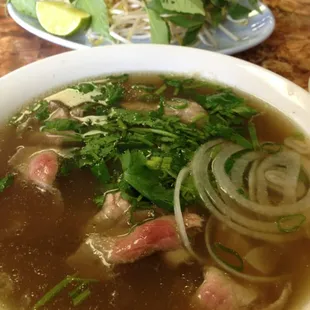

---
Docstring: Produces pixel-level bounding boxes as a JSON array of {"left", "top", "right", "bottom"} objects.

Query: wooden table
[{"left": 0, "top": 0, "right": 309, "bottom": 90}]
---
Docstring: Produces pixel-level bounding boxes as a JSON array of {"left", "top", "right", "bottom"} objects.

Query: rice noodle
[{"left": 205, "top": 216, "right": 289, "bottom": 282}]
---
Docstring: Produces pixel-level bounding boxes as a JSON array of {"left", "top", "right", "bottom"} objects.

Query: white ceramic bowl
[{"left": 1, "top": 45, "right": 309, "bottom": 131}]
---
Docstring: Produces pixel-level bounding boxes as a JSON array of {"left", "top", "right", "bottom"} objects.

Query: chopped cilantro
[
  {"left": 92, "top": 83, "right": 124, "bottom": 105},
  {"left": 0, "top": 174, "right": 14, "bottom": 193},
  {"left": 35, "top": 100, "right": 50, "bottom": 121},
  {"left": 72, "top": 83, "right": 95, "bottom": 94},
  {"left": 43, "top": 119, "right": 82, "bottom": 132}
]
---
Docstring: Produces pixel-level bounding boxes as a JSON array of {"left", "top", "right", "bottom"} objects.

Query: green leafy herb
[
  {"left": 92, "top": 83, "right": 124, "bottom": 105},
  {"left": 10, "top": 0, "right": 37, "bottom": 18},
  {"left": 161, "top": 0, "right": 205, "bottom": 16},
  {"left": 145, "top": 6, "right": 170, "bottom": 44},
  {"left": 228, "top": 3, "right": 251, "bottom": 19},
  {"left": 248, "top": 121, "right": 260, "bottom": 150},
  {"left": 196, "top": 90, "right": 257, "bottom": 122},
  {"left": 35, "top": 101, "right": 50, "bottom": 121},
  {"left": 166, "top": 13, "right": 205, "bottom": 29},
  {"left": 94, "top": 194, "right": 105, "bottom": 207},
  {"left": 75, "top": 0, "right": 112, "bottom": 42},
  {"left": 43, "top": 119, "right": 81, "bottom": 132},
  {"left": 58, "top": 158, "right": 78, "bottom": 176},
  {"left": 72, "top": 83, "right": 95, "bottom": 94},
  {"left": 120, "top": 151, "right": 174, "bottom": 211},
  {"left": 209, "top": 7, "right": 225, "bottom": 26},
  {"left": 90, "top": 161, "right": 110, "bottom": 184},
  {"left": 212, "top": 242, "right": 244, "bottom": 271},
  {"left": 0, "top": 174, "right": 14, "bottom": 193},
  {"left": 277, "top": 214, "right": 306, "bottom": 233},
  {"left": 182, "top": 25, "right": 202, "bottom": 45}
]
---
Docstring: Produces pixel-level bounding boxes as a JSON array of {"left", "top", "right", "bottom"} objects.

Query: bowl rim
[{"left": 1, "top": 44, "right": 309, "bottom": 133}]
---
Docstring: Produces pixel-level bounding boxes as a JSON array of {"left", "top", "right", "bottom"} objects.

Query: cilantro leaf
[
  {"left": 58, "top": 158, "right": 78, "bottom": 177},
  {"left": 80, "top": 135, "right": 119, "bottom": 164},
  {"left": 0, "top": 174, "right": 14, "bottom": 193},
  {"left": 92, "top": 83, "right": 125, "bottom": 105},
  {"left": 91, "top": 161, "right": 110, "bottom": 184},
  {"left": 195, "top": 90, "right": 257, "bottom": 125},
  {"left": 72, "top": 83, "right": 95, "bottom": 94},
  {"left": 43, "top": 119, "right": 82, "bottom": 132},
  {"left": 35, "top": 101, "right": 50, "bottom": 121},
  {"left": 120, "top": 151, "right": 174, "bottom": 211}
]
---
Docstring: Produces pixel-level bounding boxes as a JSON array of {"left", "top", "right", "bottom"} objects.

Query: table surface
[{"left": 0, "top": 0, "right": 309, "bottom": 90}]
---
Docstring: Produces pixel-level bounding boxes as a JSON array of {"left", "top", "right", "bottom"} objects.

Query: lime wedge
[{"left": 36, "top": 1, "right": 91, "bottom": 36}]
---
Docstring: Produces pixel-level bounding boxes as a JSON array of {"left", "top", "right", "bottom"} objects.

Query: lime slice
[{"left": 36, "top": 1, "right": 91, "bottom": 37}]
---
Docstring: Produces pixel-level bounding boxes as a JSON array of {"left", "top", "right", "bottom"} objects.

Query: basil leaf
[
  {"left": 75, "top": 0, "right": 112, "bottom": 41},
  {"left": 145, "top": 7, "right": 170, "bottom": 44},
  {"left": 160, "top": 0, "right": 205, "bottom": 16}
]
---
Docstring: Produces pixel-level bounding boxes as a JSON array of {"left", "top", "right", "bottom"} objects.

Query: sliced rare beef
[
  {"left": 194, "top": 267, "right": 258, "bottom": 310},
  {"left": 67, "top": 213, "right": 203, "bottom": 279},
  {"left": 121, "top": 99, "right": 207, "bottom": 124}
]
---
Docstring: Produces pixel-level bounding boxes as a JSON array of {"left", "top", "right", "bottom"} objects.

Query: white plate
[{"left": 7, "top": 2, "right": 275, "bottom": 54}]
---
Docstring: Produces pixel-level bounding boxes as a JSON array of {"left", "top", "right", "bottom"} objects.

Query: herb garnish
[
  {"left": 0, "top": 174, "right": 14, "bottom": 193},
  {"left": 20, "top": 75, "right": 259, "bottom": 212}
]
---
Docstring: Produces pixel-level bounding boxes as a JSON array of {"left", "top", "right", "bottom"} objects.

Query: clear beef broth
[{"left": 0, "top": 74, "right": 308, "bottom": 310}]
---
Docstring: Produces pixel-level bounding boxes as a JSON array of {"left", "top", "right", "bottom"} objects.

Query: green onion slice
[
  {"left": 248, "top": 121, "right": 260, "bottom": 150},
  {"left": 154, "top": 84, "right": 167, "bottom": 95},
  {"left": 72, "top": 289, "right": 91, "bottom": 306},
  {"left": 261, "top": 142, "right": 282, "bottom": 154},
  {"left": 168, "top": 98, "right": 189, "bottom": 110},
  {"left": 277, "top": 214, "right": 306, "bottom": 233},
  {"left": 212, "top": 242, "right": 244, "bottom": 272},
  {"left": 33, "top": 275, "right": 76, "bottom": 309}
]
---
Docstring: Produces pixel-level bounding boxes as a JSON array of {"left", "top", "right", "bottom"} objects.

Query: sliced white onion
[
  {"left": 212, "top": 144, "right": 310, "bottom": 216},
  {"left": 192, "top": 141, "right": 310, "bottom": 242},
  {"left": 230, "top": 151, "right": 263, "bottom": 189},
  {"left": 255, "top": 151, "right": 300, "bottom": 205},
  {"left": 284, "top": 137, "right": 310, "bottom": 155},
  {"left": 174, "top": 167, "right": 205, "bottom": 263},
  {"left": 249, "top": 159, "right": 260, "bottom": 201}
]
